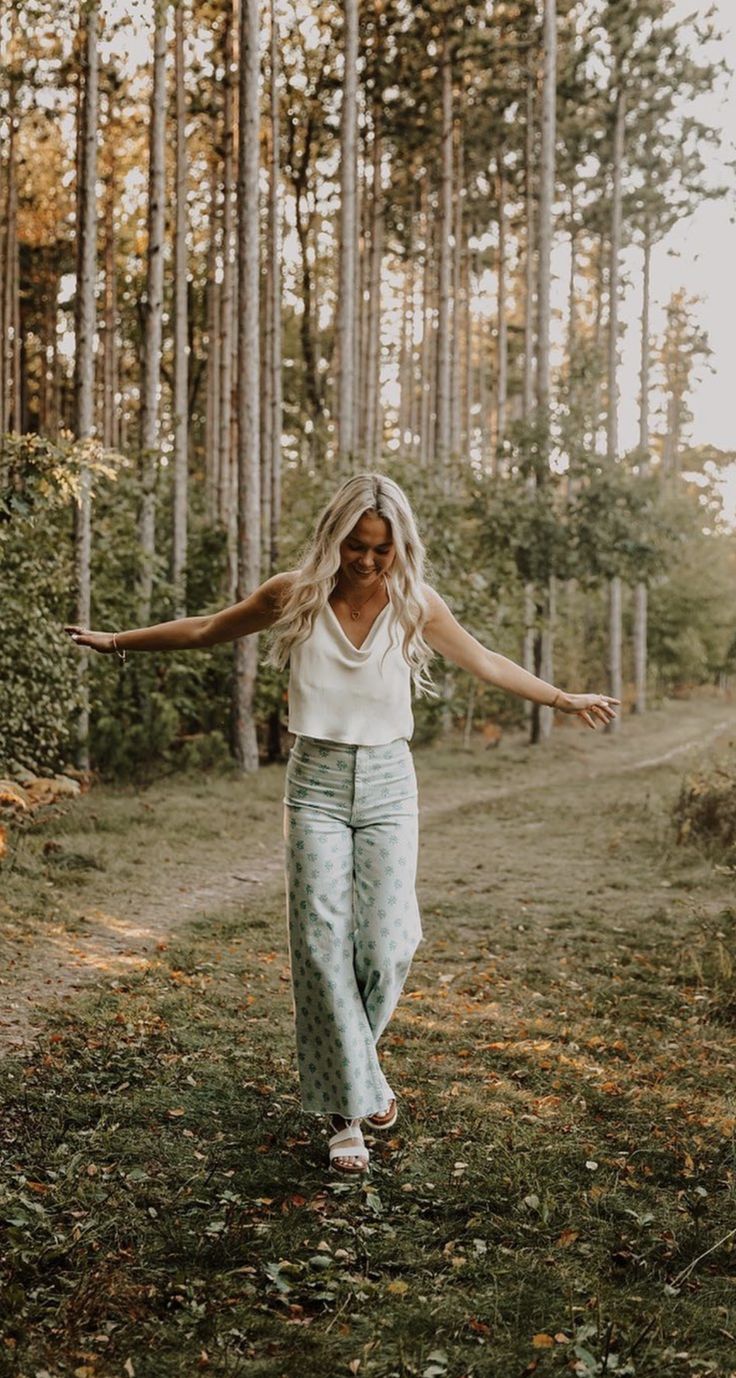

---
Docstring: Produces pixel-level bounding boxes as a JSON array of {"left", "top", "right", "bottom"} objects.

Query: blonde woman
[{"left": 65, "top": 472, "right": 618, "bottom": 1175}]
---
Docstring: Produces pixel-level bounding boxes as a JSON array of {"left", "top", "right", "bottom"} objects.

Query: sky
[{"left": 614, "top": 0, "right": 736, "bottom": 520}]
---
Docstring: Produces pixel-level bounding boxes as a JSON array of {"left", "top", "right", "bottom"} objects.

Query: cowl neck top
[{"left": 287, "top": 579, "right": 414, "bottom": 745}]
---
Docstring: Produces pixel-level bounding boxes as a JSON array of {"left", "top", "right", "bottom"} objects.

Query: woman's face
[{"left": 338, "top": 510, "right": 396, "bottom": 590}]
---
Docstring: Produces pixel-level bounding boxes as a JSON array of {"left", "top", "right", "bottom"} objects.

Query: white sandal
[
  {"left": 365, "top": 1091, "right": 397, "bottom": 1130},
  {"left": 328, "top": 1117, "right": 370, "bottom": 1174}
]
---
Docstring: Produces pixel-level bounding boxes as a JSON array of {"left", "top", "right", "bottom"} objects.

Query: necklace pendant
[{"left": 350, "top": 608, "right": 361, "bottom": 621}]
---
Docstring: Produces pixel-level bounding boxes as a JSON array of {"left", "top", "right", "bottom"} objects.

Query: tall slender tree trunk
[
  {"left": 1, "top": 102, "right": 18, "bottom": 437},
  {"left": 337, "top": 0, "right": 358, "bottom": 468},
  {"left": 397, "top": 225, "right": 414, "bottom": 456},
  {"left": 232, "top": 0, "right": 261, "bottom": 773},
  {"left": 409, "top": 217, "right": 422, "bottom": 458},
  {"left": 352, "top": 143, "right": 364, "bottom": 460},
  {"left": 364, "top": 107, "right": 383, "bottom": 467},
  {"left": 102, "top": 161, "right": 118, "bottom": 449},
  {"left": 450, "top": 121, "right": 464, "bottom": 460},
  {"left": 495, "top": 151, "right": 508, "bottom": 458},
  {"left": 419, "top": 192, "right": 433, "bottom": 469},
  {"left": 634, "top": 225, "right": 652, "bottom": 714},
  {"left": 436, "top": 29, "right": 453, "bottom": 478},
  {"left": 607, "top": 85, "right": 626, "bottom": 733},
  {"left": 475, "top": 246, "right": 489, "bottom": 465},
  {"left": 522, "top": 62, "right": 536, "bottom": 703},
  {"left": 522, "top": 64, "right": 535, "bottom": 423},
  {"left": 590, "top": 237, "right": 605, "bottom": 449},
  {"left": 532, "top": 0, "right": 555, "bottom": 745},
  {"left": 172, "top": 0, "right": 189, "bottom": 617},
  {"left": 204, "top": 164, "right": 220, "bottom": 522},
  {"left": 72, "top": 0, "right": 99, "bottom": 771},
  {"left": 218, "top": 0, "right": 235, "bottom": 528},
  {"left": 426, "top": 234, "right": 439, "bottom": 465},
  {"left": 137, "top": 0, "right": 167, "bottom": 624},
  {"left": 463, "top": 234, "right": 473, "bottom": 455},
  {"left": 268, "top": 0, "right": 282, "bottom": 572}
]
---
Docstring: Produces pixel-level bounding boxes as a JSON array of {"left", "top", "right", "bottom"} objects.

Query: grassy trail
[{"left": 1, "top": 695, "right": 735, "bottom": 1378}]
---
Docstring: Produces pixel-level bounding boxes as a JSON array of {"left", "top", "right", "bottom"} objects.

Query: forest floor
[{"left": 1, "top": 692, "right": 735, "bottom": 1378}]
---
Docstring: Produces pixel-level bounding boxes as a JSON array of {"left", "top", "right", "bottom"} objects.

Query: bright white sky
[{"left": 613, "top": 0, "right": 736, "bottom": 522}]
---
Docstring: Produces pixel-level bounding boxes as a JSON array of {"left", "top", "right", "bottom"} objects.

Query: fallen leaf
[
  {"left": 387, "top": 1279, "right": 409, "bottom": 1296},
  {"left": 532, "top": 1333, "right": 554, "bottom": 1348}
]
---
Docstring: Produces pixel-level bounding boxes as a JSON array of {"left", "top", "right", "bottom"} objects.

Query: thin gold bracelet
[{"left": 112, "top": 633, "right": 127, "bottom": 664}]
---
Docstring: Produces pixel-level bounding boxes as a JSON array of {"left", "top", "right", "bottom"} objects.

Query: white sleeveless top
[{"left": 287, "top": 582, "right": 414, "bottom": 745}]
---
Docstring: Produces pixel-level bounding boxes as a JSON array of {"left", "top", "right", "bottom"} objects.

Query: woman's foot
[
  {"left": 328, "top": 1115, "right": 369, "bottom": 1173},
  {"left": 365, "top": 1096, "right": 397, "bottom": 1129}
]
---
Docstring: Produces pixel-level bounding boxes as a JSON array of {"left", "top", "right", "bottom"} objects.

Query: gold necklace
[{"left": 335, "top": 574, "right": 386, "bottom": 621}]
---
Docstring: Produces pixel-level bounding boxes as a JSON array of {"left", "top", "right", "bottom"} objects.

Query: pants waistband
[{"left": 292, "top": 735, "right": 410, "bottom": 754}]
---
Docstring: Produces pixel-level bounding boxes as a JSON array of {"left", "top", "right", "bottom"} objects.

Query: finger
[{"left": 579, "top": 710, "right": 596, "bottom": 729}]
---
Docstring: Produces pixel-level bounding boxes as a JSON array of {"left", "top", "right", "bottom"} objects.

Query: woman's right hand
[{"left": 64, "top": 626, "right": 116, "bottom": 655}]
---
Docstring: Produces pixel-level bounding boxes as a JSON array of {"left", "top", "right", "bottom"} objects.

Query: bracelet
[{"left": 112, "top": 632, "right": 127, "bottom": 664}]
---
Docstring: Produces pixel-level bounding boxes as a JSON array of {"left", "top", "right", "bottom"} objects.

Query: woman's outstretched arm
[
  {"left": 64, "top": 570, "right": 299, "bottom": 656},
  {"left": 421, "top": 584, "right": 619, "bottom": 730}
]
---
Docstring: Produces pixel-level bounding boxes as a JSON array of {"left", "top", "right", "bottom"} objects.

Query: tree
[
  {"left": 337, "top": 0, "right": 358, "bottom": 468},
  {"left": 172, "top": 0, "right": 189, "bottom": 619},
  {"left": 137, "top": 0, "right": 167, "bottom": 623},
  {"left": 71, "top": 0, "right": 99, "bottom": 771},
  {"left": 232, "top": 0, "right": 261, "bottom": 773}
]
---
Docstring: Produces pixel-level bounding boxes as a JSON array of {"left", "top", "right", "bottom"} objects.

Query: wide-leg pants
[{"left": 282, "top": 734, "right": 423, "bottom": 1118}]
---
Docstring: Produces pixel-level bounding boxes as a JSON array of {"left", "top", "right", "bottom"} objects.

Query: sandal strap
[{"left": 328, "top": 1119, "right": 369, "bottom": 1162}]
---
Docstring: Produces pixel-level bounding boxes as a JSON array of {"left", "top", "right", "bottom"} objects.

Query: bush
[{"left": 675, "top": 750, "right": 736, "bottom": 865}]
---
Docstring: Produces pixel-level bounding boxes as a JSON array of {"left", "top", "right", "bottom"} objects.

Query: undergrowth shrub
[{"left": 674, "top": 747, "right": 736, "bottom": 865}]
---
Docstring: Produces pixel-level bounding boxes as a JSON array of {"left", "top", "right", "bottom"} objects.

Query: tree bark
[
  {"left": 364, "top": 107, "right": 383, "bottom": 467},
  {"left": 495, "top": 150, "right": 508, "bottom": 457},
  {"left": 204, "top": 168, "right": 220, "bottom": 522},
  {"left": 397, "top": 233, "right": 414, "bottom": 456},
  {"left": 419, "top": 190, "right": 433, "bottom": 469},
  {"left": 137, "top": 0, "right": 167, "bottom": 623},
  {"left": 450, "top": 120, "right": 463, "bottom": 460},
  {"left": 102, "top": 160, "right": 118, "bottom": 450},
  {"left": 436, "top": 28, "right": 453, "bottom": 476},
  {"left": 172, "top": 0, "right": 189, "bottom": 617},
  {"left": 532, "top": 0, "right": 555, "bottom": 744},
  {"left": 337, "top": 0, "right": 358, "bottom": 468},
  {"left": 633, "top": 225, "right": 652, "bottom": 714},
  {"left": 268, "top": 0, "right": 282, "bottom": 572},
  {"left": 522, "top": 62, "right": 535, "bottom": 424},
  {"left": 606, "top": 84, "right": 626, "bottom": 733},
  {"left": 233, "top": 0, "right": 261, "bottom": 773},
  {"left": 522, "top": 61, "right": 536, "bottom": 707},
  {"left": 72, "top": 0, "right": 99, "bottom": 771},
  {"left": 1, "top": 100, "right": 18, "bottom": 437},
  {"left": 218, "top": 0, "right": 236, "bottom": 527}
]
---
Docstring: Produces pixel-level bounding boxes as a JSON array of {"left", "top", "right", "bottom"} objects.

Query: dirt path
[{"left": 0, "top": 696, "right": 731, "bottom": 1056}]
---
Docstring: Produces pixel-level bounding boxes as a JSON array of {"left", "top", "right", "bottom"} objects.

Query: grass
[{"left": 1, "top": 695, "right": 735, "bottom": 1378}]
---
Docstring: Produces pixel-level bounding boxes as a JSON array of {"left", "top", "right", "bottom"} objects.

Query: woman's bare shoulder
[{"left": 418, "top": 581, "right": 448, "bottom": 621}]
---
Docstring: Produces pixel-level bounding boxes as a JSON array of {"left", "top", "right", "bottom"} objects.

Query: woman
[{"left": 65, "top": 472, "right": 618, "bottom": 1175}]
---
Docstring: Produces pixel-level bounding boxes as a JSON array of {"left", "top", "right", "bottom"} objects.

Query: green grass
[{"left": 1, "top": 696, "right": 735, "bottom": 1378}]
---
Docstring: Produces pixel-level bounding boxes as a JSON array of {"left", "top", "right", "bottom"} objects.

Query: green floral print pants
[{"left": 282, "top": 734, "right": 424, "bottom": 1118}]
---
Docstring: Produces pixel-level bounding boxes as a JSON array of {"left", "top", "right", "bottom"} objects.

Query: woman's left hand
[{"left": 555, "top": 692, "right": 620, "bottom": 729}]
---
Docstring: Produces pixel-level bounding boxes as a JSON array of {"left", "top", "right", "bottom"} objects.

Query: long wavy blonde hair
[{"left": 266, "top": 472, "right": 439, "bottom": 698}]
